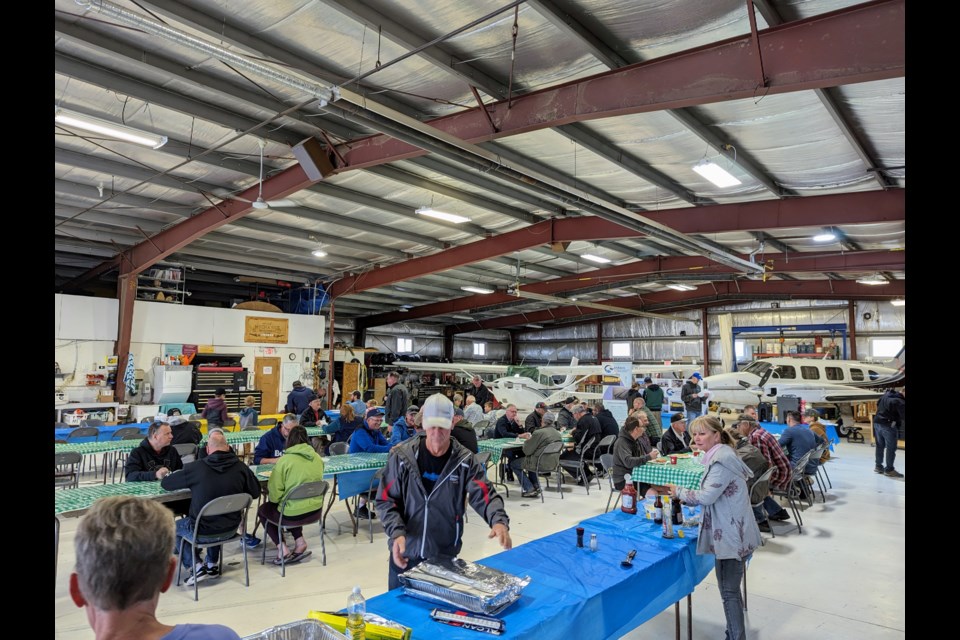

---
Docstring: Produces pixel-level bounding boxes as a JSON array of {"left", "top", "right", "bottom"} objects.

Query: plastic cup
[{"left": 670, "top": 455, "right": 677, "bottom": 465}]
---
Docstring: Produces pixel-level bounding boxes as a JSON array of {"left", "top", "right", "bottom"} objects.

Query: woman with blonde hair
[{"left": 665, "top": 416, "right": 761, "bottom": 640}]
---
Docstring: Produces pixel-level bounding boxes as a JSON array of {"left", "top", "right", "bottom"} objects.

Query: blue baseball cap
[
  {"left": 691, "top": 372, "right": 702, "bottom": 380},
  {"left": 364, "top": 407, "right": 385, "bottom": 420}
]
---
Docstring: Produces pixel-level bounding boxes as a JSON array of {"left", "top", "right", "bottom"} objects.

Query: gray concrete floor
[{"left": 54, "top": 441, "right": 905, "bottom": 639}]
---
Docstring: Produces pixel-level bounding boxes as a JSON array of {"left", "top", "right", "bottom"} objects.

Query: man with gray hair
[
  {"left": 70, "top": 496, "right": 241, "bottom": 639},
  {"left": 161, "top": 429, "right": 261, "bottom": 586},
  {"left": 125, "top": 421, "right": 182, "bottom": 481},
  {"left": 254, "top": 413, "right": 298, "bottom": 465},
  {"left": 515, "top": 411, "right": 562, "bottom": 498},
  {"left": 560, "top": 404, "right": 603, "bottom": 484},
  {"left": 463, "top": 394, "right": 484, "bottom": 424}
]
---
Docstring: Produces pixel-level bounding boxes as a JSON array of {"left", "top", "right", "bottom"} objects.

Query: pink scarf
[{"left": 701, "top": 442, "right": 724, "bottom": 467}]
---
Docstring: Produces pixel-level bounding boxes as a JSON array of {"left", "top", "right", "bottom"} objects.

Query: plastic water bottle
[{"left": 346, "top": 585, "right": 365, "bottom": 640}]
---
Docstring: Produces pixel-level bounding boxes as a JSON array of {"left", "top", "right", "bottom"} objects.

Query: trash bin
[{"left": 757, "top": 402, "right": 773, "bottom": 422}]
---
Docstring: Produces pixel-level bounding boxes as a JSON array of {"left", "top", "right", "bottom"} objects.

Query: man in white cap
[{"left": 375, "top": 393, "right": 512, "bottom": 590}]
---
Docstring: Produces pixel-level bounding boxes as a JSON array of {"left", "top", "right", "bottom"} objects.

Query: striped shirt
[{"left": 748, "top": 426, "right": 792, "bottom": 491}]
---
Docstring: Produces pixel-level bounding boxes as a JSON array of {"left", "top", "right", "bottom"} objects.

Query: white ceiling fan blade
[{"left": 211, "top": 189, "right": 254, "bottom": 204}]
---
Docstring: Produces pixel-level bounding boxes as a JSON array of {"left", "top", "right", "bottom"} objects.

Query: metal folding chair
[
  {"left": 558, "top": 436, "right": 596, "bottom": 495},
  {"left": 260, "top": 480, "right": 329, "bottom": 577},
  {"left": 175, "top": 493, "right": 253, "bottom": 601}
]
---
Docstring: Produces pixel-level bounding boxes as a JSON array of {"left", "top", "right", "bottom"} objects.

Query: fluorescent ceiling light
[
  {"left": 525, "top": 323, "right": 544, "bottom": 329},
  {"left": 416, "top": 207, "right": 471, "bottom": 224},
  {"left": 813, "top": 232, "right": 836, "bottom": 242},
  {"left": 311, "top": 249, "right": 327, "bottom": 258},
  {"left": 461, "top": 286, "right": 494, "bottom": 294},
  {"left": 451, "top": 314, "right": 473, "bottom": 321},
  {"left": 666, "top": 284, "right": 696, "bottom": 291},
  {"left": 582, "top": 254, "right": 612, "bottom": 264},
  {"left": 55, "top": 107, "right": 168, "bottom": 149},
  {"left": 570, "top": 297, "right": 578, "bottom": 301},
  {"left": 856, "top": 276, "right": 888, "bottom": 286},
  {"left": 692, "top": 160, "right": 741, "bottom": 188},
  {"left": 890, "top": 299, "right": 905, "bottom": 307}
]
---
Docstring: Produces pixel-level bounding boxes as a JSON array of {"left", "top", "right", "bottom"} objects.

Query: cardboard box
[{"left": 97, "top": 391, "right": 115, "bottom": 402}]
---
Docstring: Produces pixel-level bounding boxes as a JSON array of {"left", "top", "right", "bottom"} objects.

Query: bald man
[{"left": 160, "top": 429, "right": 261, "bottom": 586}]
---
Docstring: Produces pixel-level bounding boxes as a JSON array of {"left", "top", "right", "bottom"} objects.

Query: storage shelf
[
  {"left": 138, "top": 266, "right": 186, "bottom": 304},
  {"left": 138, "top": 276, "right": 183, "bottom": 284},
  {"left": 753, "top": 353, "right": 831, "bottom": 358}
]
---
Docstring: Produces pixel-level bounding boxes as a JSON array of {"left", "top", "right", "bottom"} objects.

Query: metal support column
[
  {"left": 443, "top": 325, "right": 456, "bottom": 362},
  {"left": 596, "top": 321, "right": 603, "bottom": 363},
  {"left": 327, "top": 301, "right": 336, "bottom": 408},
  {"left": 113, "top": 272, "right": 137, "bottom": 404},
  {"left": 701, "top": 309, "right": 710, "bottom": 374},
  {"left": 848, "top": 300, "right": 858, "bottom": 360}
]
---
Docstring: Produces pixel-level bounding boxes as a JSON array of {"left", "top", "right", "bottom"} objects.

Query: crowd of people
[{"left": 75, "top": 370, "right": 899, "bottom": 640}]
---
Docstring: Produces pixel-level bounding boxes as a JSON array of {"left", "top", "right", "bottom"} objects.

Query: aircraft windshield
[{"left": 742, "top": 361, "right": 772, "bottom": 376}]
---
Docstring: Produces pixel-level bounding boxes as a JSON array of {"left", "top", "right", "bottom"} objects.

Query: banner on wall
[
  {"left": 244, "top": 316, "right": 290, "bottom": 344},
  {"left": 601, "top": 361, "right": 634, "bottom": 426}
]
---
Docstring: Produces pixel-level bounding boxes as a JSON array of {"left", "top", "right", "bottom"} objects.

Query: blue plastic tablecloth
[
  {"left": 55, "top": 424, "right": 149, "bottom": 443},
  {"left": 365, "top": 509, "right": 714, "bottom": 639}
]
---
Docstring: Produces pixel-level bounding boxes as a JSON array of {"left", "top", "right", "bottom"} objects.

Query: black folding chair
[
  {"left": 260, "top": 480, "right": 330, "bottom": 577},
  {"left": 175, "top": 493, "right": 253, "bottom": 601}
]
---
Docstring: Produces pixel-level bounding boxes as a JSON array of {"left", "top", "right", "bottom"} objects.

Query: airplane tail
[{"left": 885, "top": 346, "right": 905, "bottom": 372}]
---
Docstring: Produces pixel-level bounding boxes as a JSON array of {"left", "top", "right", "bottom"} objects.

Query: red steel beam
[
  {"left": 456, "top": 280, "right": 906, "bottom": 331},
  {"left": 356, "top": 248, "right": 905, "bottom": 327},
  {"left": 332, "top": 190, "right": 904, "bottom": 300},
  {"left": 336, "top": 0, "right": 905, "bottom": 170}
]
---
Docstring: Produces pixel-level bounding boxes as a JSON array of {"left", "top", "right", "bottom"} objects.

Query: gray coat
[
  {"left": 384, "top": 382, "right": 410, "bottom": 424},
  {"left": 677, "top": 444, "right": 762, "bottom": 561},
  {"left": 521, "top": 426, "right": 563, "bottom": 473},
  {"left": 680, "top": 380, "right": 702, "bottom": 413},
  {"left": 610, "top": 427, "right": 654, "bottom": 490}
]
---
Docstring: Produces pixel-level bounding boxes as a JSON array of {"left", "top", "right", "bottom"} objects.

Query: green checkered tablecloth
[
  {"left": 251, "top": 452, "right": 388, "bottom": 481},
  {"left": 631, "top": 457, "right": 705, "bottom": 490},
  {"left": 54, "top": 427, "right": 327, "bottom": 455},
  {"left": 55, "top": 481, "right": 189, "bottom": 517},
  {"left": 477, "top": 438, "right": 526, "bottom": 464}
]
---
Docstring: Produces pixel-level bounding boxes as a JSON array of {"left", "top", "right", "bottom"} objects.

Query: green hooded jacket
[{"left": 267, "top": 443, "right": 326, "bottom": 517}]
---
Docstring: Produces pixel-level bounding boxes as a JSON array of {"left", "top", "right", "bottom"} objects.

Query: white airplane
[
  {"left": 701, "top": 354, "right": 903, "bottom": 435},
  {"left": 391, "top": 359, "right": 699, "bottom": 413}
]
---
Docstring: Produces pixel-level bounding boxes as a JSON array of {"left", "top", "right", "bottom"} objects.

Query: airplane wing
[
  {"left": 762, "top": 382, "right": 886, "bottom": 403},
  {"left": 538, "top": 364, "right": 698, "bottom": 376},
  {"left": 542, "top": 389, "right": 605, "bottom": 405},
  {"left": 390, "top": 361, "right": 509, "bottom": 376}
]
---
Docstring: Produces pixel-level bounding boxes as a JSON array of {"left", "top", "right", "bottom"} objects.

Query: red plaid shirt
[{"left": 749, "top": 426, "right": 792, "bottom": 491}]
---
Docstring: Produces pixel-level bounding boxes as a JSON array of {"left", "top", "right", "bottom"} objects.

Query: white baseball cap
[{"left": 421, "top": 393, "right": 454, "bottom": 429}]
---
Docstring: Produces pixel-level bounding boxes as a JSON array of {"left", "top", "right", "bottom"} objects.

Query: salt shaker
[{"left": 589, "top": 533, "right": 598, "bottom": 552}]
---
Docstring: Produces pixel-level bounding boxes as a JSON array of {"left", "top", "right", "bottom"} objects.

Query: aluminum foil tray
[
  {"left": 399, "top": 557, "right": 530, "bottom": 615},
  {"left": 242, "top": 619, "right": 348, "bottom": 640}
]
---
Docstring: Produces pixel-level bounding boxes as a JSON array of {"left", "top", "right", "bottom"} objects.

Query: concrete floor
[{"left": 54, "top": 442, "right": 905, "bottom": 639}]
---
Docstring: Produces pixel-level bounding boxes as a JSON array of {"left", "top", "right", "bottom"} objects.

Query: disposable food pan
[
  {"left": 399, "top": 557, "right": 530, "bottom": 615},
  {"left": 242, "top": 619, "right": 347, "bottom": 640}
]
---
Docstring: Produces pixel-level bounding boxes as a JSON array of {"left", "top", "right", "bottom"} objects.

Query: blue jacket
[
  {"left": 389, "top": 416, "right": 416, "bottom": 446},
  {"left": 348, "top": 399, "right": 367, "bottom": 417},
  {"left": 285, "top": 386, "right": 315, "bottom": 414},
  {"left": 253, "top": 425, "right": 288, "bottom": 464},
  {"left": 349, "top": 426, "right": 392, "bottom": 453},
  {"left": 779, "top": 424, "right": 825, "bottom": 475},
  {"left": 330, "top": 416, "right": 364, "bottom": 446}
]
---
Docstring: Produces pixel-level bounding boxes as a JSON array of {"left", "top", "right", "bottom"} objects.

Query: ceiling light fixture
[
  {"left": 461, "top": 286, "right": 494, "bottom": 294},
  {"left": 692, "top": 159, "right": 741, "bottom": 188},
  {"left": 889, "top": 299, "right": 905, "bottom": 307},
  {"left": 813, "top": 230, "right": 837, "bottom": 242},
  {"left": 582, "top": 254, "right": 612, "bottom": 264},
  {"left": 525, "top": 323, "right": 544, "bottom": 329},
  {"left": 311, "top": 248, "right": 327, "bottom": 258},
  {"left": 451, "top": 314, "right": 473, "bottom": 321},
  {"left": 416, "top": 207, "right": 471, "bottom": 224},
  {"left": 856, "top": 275, "right": 889, "bottom": 286},
  {"left": 54, "top": 107, "right": 168, "bottom": 149},
  {"left": 666, "top": 284, "right": 696, "bottom": 291}
]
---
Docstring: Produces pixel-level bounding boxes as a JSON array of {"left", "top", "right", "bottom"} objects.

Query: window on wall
[
  {"left": 397, "top": 337, "right": 413, "bottom": 353},
  {"left": 473, "top": 342, "right": 486, "bottom": 356},
  {"left": 735, "top": 340, "right": 747, "bottom": 360},
  {"left": 871, "top": 338, "right": 903, "bottom": 358},
  {"left": 610, "top": 342, "right": 631, "bottom": 358}
]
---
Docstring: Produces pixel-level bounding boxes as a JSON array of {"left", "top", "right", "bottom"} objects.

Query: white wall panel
[{"left": 56, "top": 294, "right": 118, "bottom": 340}]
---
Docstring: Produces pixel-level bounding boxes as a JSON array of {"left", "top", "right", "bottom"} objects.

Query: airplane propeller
[{"left": 738, "top": 367, "right": 775, "bottom": 398}]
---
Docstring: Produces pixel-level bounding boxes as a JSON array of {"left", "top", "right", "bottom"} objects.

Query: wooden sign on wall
[{"left": 244, "top": 316, "right": 289, "bottom": 344}]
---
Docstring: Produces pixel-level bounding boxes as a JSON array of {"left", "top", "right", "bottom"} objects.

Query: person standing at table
[
  {"left": 641, "top": 377, "right": 665, "bottom": 428},
  {"left": 681, "top": 373, "right": 704, "bottom": 424},
  {"left": 160, "top": 430, "right": 261, "bottom": 585},
  {"left": 873, "top": 386, "right": 905, "bottom": 478},
  {"left": 375, "top": 394, "right": 512, "bottom": 589},
  {"left": 202, "top": 387, "right": 229, "bottom": 429},
  {"left": 659, "top": 413, "right": 692, "bottom": 455},
  {"left": 256, "top": 425, "right": 325, "bottom": 566},
  {"left": 125, "top": 421, "right": 183, "bottom": 481},
  {"left": 285, "top": 380, "right": 315, "bottom": 415},
  {"left": 629, "top": 396, "right": 662, "bottom": 447},
  {"left": 465, "top": 375, "right": 493, "bottom": 410},
  {"left": 666, "top": 416, "right": 761, "bottom": 640},
  {"left": 69, "top": 496, "right": 241, "bottom": 640},
  {"left": 611, "top": 415, "right": 659, "bottom": 496},
  {"left": 384, "top": 371, "right": 410, "bottom": 425}
]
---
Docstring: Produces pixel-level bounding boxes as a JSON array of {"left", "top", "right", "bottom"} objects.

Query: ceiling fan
[{"left": 215, "top": 139, "right": 298, "bottom": 210}]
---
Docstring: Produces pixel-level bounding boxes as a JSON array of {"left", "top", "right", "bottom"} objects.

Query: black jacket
[
  {"left": 451, "top": 421, "right": 479, "bottom": 453},
  {"left": 523, "top": 410, "right": 543, "bottom": 433},
  {"left": 285, "top": 386, "right": 315, "bottom": 415},
  {"left": 300, "top": 406, "right": 325, "bottom": 427},
  {"left": 875, "top": 389, "right": 905, "bottom": 428},
  {"left": 556, "top": 407, "right": 577, "bottom": 431},
  {"left": 659, "top": 427, "right": 692, "bottom": 455},
  {"left": 384, "top": 382, "right": 410, "bottom": 424},
  {"left": 494, "top": 415, "right": 523, "bottom": 439},
  {"left": 160, "top": 449, "right": 261, "bottom": 534},
  {"left": 375, "top": 436, "right": 508, "bottom": 561},
  {"left": 571, "top": 414, "right": 602, "bottom": 457},
  {"left": 466, "top": 382, "right": 493, "bottom": 408},
  {"left": 171, "top": 421, "right": 202, "bottom": 446},
  {"left": 125, "top": 439, "right": 183, "bottom": 482},
  {"left": 595, "top": 409, "right": 619, "bottom": 439},
  {"left": 642, "top": 383, "right": 665, "bottom": 411},
  {"left": 681, "top": 381, "right": 702, "bottom": 412}
]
